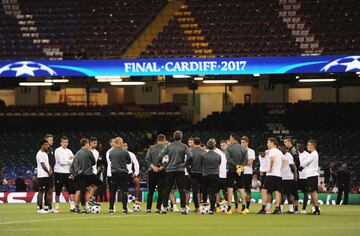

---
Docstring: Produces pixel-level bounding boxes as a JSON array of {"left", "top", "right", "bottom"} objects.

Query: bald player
[{"left": 108, "top": 137, "right": 132, "bottom": 214}]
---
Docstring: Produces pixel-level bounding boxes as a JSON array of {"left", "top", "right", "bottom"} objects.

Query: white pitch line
[{"left": 0, "top": 214, "right": 145, "bottom": 225}]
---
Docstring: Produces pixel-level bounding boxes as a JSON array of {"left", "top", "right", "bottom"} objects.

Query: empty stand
[
  {"left": 0, "top": 0, "right": 166, "bottom": 60},
  {"left": 299, "top": 0, "right": 360, "bottom": 55}
]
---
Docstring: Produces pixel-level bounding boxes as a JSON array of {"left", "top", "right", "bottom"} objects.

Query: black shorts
[
  {"left": 54, "top": 173, "right": 77, "bottom": 195},
  {"left": 298, "top": 179, "right": 308, "bottom": 192},
  {"left": 78, "top": 174, "right": 102, "bottom": 191},
  {"left": 259, "top": 172, "right": 267, "bottom": 189},
  {"left": 184, "top": 175, "right": 191, "bottom": 191},
  {"left": 38, "top": 177, "right": 50, "bottom": 191},
  {"left": 226, "top": 171, "right": 243, "bottom": 189},
  {"left": 239, "top": 174, "right": 252, "bottom": 191},
  {"left": 110, "top": 172, "right": 129, "bottom": 193},
  {"left": 107, "top": 176, "right": 112, "bottom": 190},
  {"left": 263, "top": 176, "right": 282, "bottom": 193},
  {"left": 282, "top": 179, "right": 297, "bottom": 195},
  {"left": 218, "top": 178, "right": 227, "bottom": 192},
  {"left": 307, "top": 176, "right": 318, "bottom": 192},
  {"left": 73, "top": 176, "right": 80, "bottom": 191},
  {"left": 48, "top": 175, "right": 55, "bottom": 188}
]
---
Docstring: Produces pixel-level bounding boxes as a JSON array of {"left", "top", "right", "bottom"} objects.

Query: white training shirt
[
  {"left": 281, "top": 152, "right": 294, "bottom": 180},
  {"left": 215, "top": 148, "right": 227, "bottom": 179},
  {"left": 267, "top": 147, "right": 285, "bottom": 177},
  {"left": 259, "top": 153, "right": 270, "bottom": 173},
  {"left": 302, "top": 150, "right": 319, "bottom": 178},
  {"left": 54, "top": 147, "right": 74, "bottom": 174},
  {"left": 298, "top": 151, "right": 310, "bottom": 179},
  {"left": 36, "top": 150, "right": 50, "bottom": 178},
  {"left": 106, "top": 148, "right": 113, "bottom": 177},
  {"left": 91, "top": 149, "right": 99, "bottom": 174},
  {"left": 244, "top": 148, "right": 255, "bottom": 175},
  {"left": 127, "top": 151, "right": 140, "bottom": 176}
]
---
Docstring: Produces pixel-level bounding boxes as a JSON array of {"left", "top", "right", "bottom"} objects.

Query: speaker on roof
[
  {"left": 51, "top": 84, "right": 61, "bottom": 91},
  {"left": 188, "top": 81, "right": 198, "bottom": 90}
]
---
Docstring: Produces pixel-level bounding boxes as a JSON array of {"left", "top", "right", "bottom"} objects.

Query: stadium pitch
[{"left": 0, "top": 204, "right": 359, "bottom": 236}]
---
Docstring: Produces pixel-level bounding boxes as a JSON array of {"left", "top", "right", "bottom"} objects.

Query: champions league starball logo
[
  {"left": 0, "top": 61, "right": 57, "bottom": 77},
  {"left": 321, "top": 56, "right": 360, "bottom": 72}
]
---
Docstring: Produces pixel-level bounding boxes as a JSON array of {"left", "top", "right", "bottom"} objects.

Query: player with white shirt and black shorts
[
  {"left": 279, "top": 145, "right": 298, "bottom": 214},
  {"left": 215, "top": 140, "right": 228, "bottom": 212},
  {"left": 89, "top": 137, "right": 101, "bottom": 204},
  {"left": 240, "top": 136, "right": 256, "bottom": 213},
  {"left": 284, "top": 136, "right": 300, "bottom": 213},
  {"left": 36, "top": 140, "right": 52, "bottom": 213},
  {"left": 257, "top": 146, "right": 269, "bottom": 189},
  {"left": 258, "top": 138, "right": 286, "bottom": 214},
  {"left": 123, "top": 142, "right": 141, "bottom": 205},
  {"left": 106, "top": 138, "right": 115, "bottom": 197},
  {"left": 44, "top": 134, "right": 55, "bottom": 211},
  {"left": 184, "top": 138, "right": 196, "bottom": 209},
  {"left": 297, "top": 141, "right": 310, "bottom": 213},
  {"left": 257, "top": 146, "right": 273, "bottom": 213},
  {"left": 298, "top": 140, "right": 320, "bottom": 215},
  {"left": 54, "top": 136, "right": 76, "bottom": 213},
  {"left": 89, "top": 137, "right": 99, "bottom": 175}
]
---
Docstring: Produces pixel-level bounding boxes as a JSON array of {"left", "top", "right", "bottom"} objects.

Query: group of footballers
[{"left": 35, "top": 131, "right": 320, "bottom": 215}]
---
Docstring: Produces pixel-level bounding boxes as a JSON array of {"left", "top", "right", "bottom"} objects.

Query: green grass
[{"left": 0, "top": 203, "right": 359, "bottom": 236}]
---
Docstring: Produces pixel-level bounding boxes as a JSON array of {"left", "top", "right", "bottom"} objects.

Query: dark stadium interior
[{"left": 1, "top": 103, "right": 359, "bottom": 192}]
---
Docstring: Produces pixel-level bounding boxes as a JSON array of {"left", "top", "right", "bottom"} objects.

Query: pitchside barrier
[{"left": 1, "top": 192, "right": 359, "bottom": 205}]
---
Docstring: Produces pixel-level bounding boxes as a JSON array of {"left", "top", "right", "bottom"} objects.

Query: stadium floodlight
[
  {"left": 253, "top": 74, "right": 260, "bottom": 77},
  {"left": 173, "top": 75, "right": 191, "bottom": 78},
  {"left": 194, "top": 77, "right": 204, "bottom": 81},
  {"left": 299, "top": 78, "right": 336, "bottom": 83},
  {"left": 44, "top": 79, "right": 69, "bottom": 83},
  {"left": 19, "top": 82, "right": 53, "bottom": 86},
  {"left": 95, "top": 76, "right": 122, "bottom": 79},
  {"left": 295, "top": 76, "right": 300, "bottom": 79},
  {"left": 95, "top": 76, "right": 123, "bottom": 82},
  {"left": 96, "top": 78, "right": 123, "bottom": 82},
  {"left": 110, "top": 81, "right": 145, "bottom": 86},
  {"left": 203, "top": 80, "right": 238, "bottom": 84}
]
